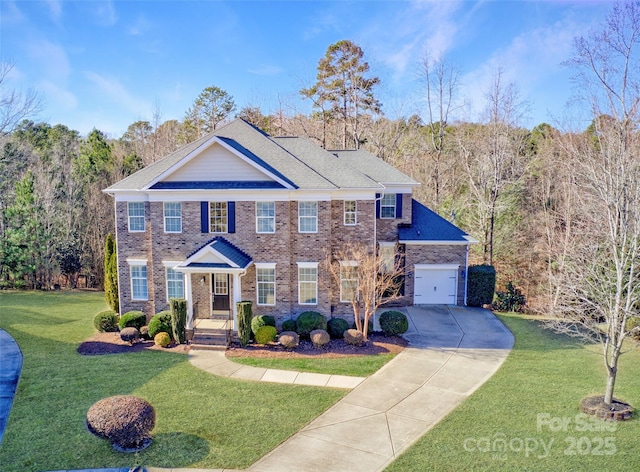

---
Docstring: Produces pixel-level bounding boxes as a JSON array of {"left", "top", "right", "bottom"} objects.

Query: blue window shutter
[
  {"left": 375, "top": 193, "right": 381, "bottom": 219},
  {"left": 201, "top": 202, "right": 209, "bottom": 233},
  {"left": 228, "top": 201, "right": 236, "bottom": 233},
  {"left": 396, "top": 194, "right": 403, "bottom": 219}
]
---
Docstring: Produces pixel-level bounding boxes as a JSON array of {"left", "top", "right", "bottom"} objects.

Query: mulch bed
[{"left": 78, "top": 331, "right": 407, "bottom": 359}]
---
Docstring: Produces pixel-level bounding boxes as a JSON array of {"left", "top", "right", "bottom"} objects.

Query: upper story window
[
  {"left": 256, "top": 202, "right": 275, "bottom": 233},
  {"left": 344, "top": 201, "right": 357, "bottom": 225},
  {"left": 210, "top": 202, "right": 228, "bottom": 233},
  {"left": 164, "top": 202, "right": 182, "bottom": 233},
  {"left": 128, "top": 202, "right": 145, "bottom": 232},
  {"left": 299, "top": 201, "right": 318, "bottom": 233},
  {"left": 380, "top": 194, "right": 396, "bottom": 219}
]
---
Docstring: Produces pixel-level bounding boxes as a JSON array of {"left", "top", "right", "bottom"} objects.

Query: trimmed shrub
[
  {"left": 118, "top": 311, "right": 146, "bottom": 331},
  {"left": 120, "top": 327, "right": 140, "bottom": 344},
  {"left": 86, "top": 395, "right": 155, "bottom": 451},
  {"left": 148, "top": 311, "right": 173, "bottom": 339},
  {"left": 94, "top": 310, "right": 119, "bottom": 333},
  {"left": 237, "top": 301, "right": 253, "bottom": 347},
  {"left": 251, "top": 315, "right": 276, "bottom": 336},
  {"left": 494, "top": 282, "right": 526, "bottom": 312},
  {"left": 154, "top": 332, "right": 171, "bottom": 347},
  {"left": 170, "top": 298, "right": 187, "bottom": 344},
  {"left": 282, "top": 319, "right": 297, "bottom": 332},
  {"left": 310, "top": 329, "right": 330, "bottom": 348},
  {"left": 626, "top": 316, "right": 640, "bottom": 340},
  {"left": 278, "top": 331, "right": 299, "bottom": 349},
  {"left": 255, "top": 325, "right": 277, "bottom": 345},
  {"left": 344, "top": 329, "right": 364, "bottom": 346},
  {"left": 379, "top": 310, "right": 409, "bottom": 336},
  {"left": 140, "top": 325, "right": 150, "bottom": 340},
  {"left": 467, "top": 265, "right": 496, "bottom": 307},
  {"left": 296, "top": 311, "right": 327, "bottom": 337},
  {"left": 327, "top": 317, "right": 349, "bottom": 339}
]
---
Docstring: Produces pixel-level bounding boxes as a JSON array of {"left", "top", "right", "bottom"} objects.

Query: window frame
[
  {"left": 209, "top": 201, "right": 228, "bottom": 233},
  {"left": 298, "top": 201, "right": 318, "bottom": 233},
  {"left": 127, "top": 202, "right": 145, "bottom": 232},
  {"left": 344, "top": 200, "right": 357, "bottom": 226},
  {"left": 256, "top": 201, "right": 276, "bottom": 234},
  {"left": 163, "top": 202, "right": 182, "bottom": 233},
  {"left": 380, "top": 194, "right": 396, "bottom": 219},
  {"left": 128, "top": 260, "right": 148, "bottom": 301},
  {"left": 255, "top": 263, "right": 276, "bottom": 306},
  {"left": 378, "top": 242, "right": 396, "bottom": 274},
  {"left": 340, "top": 261, "right": 359, "bottom": 303},
  {"left": 297, "top": 262, "right": 318, "bottom": 305},
  {"left": 164, "top": 263, "right": 184, "bottom": 301}
]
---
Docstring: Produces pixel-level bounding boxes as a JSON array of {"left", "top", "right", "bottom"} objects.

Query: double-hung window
[
  {"left": 128, "top": 202, "right": 145, "bottom": 232},
  {"left": 256, "top": 263, "right": 276, "bottom": 306},
  {"left": 298, "top": 262, "right": 318, "bottom": 305},
  {"left": 210, "top": 202, "right": 228, "bottom": 233},
  {"left": 340, "top": 262, "right": 358, "bottom": 302},
  {"left": 298, "top": 201, "right": 318, "bottom": 233},
  {"left": 256, "top": 202, "right": 275, "bottom": 233},
  {"left": 164, "top": 202, "right": 182, "bottom": 233},
  {"left": 344, "top": 200, "right": 357, "bottom": 225},
  {"left": 165, "top": 265, "right": 184, "bottom": 300},
  {"left": 128, "top": 261, "right": 148, "bottom": 300},
  {"left": 380, "top": 194, "right": 396, "bottom": 219}
]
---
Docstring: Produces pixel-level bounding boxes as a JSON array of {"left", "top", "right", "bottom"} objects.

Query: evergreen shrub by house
[
  {"left": 255, "top": 325, "right": 277, "bottom": 345},
  {"left": 154, "top": 332, "right": 171, "bottom": 347},
  {"left": 467, "top": 265, "right": 496, "bottom": 307},
  {"left": 170, "top": 298, "right": 187, "bottom": 344},
  {"left": 120, "top": 327, "right": 140, "bottom": 344},
  {"left": 296, "top": 311, "right": 327, "bottom": 337},
  {"left": 282, "top": 319, "right": 297, "bottom": 332},
  {"left": 251, "top": 315, "right": 276, "bottom": 335},
  {"left": 94, "top": 310, "right": 119, "bottom": 332},
  {"left": 237, "top": 301, "right": 253, "bottom": 347},
  {"left": 493, "top": 282, "right": 526, "bottom": 312},
  {"left": 148, "top": 311, "right": 173, "bottom": 339},
  {"left": 327, "top": 317, "right": 349, "bottom": 339},
  {"left": 118, "top": 311, "right": 146, "bottom": 331},
  {"left": 379, "top": 310, "right": 409, "bottom": 336}
]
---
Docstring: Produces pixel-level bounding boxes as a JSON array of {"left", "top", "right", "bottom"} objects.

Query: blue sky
[{"left": 1, "top": 0, "right": 610, "bottom": 137}]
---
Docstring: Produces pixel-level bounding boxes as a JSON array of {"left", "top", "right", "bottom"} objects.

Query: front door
[{"left": 211, "top": 273, "right": 230, "bottom": 314}]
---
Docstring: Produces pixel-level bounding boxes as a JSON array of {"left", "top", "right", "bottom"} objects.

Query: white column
[
  {"left": 232, "top": 273, "right": 241, "bottom": 330},
  {"left": 185, "top": 273, "right": 194, "bottom": 329}
]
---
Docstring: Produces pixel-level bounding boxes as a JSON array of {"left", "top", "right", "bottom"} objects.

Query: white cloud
[
  {"left": 128, "top": 14, "right": 152, "bottom": 36},
  {"left": 83, "top": 71, "right": 151, "bottom": 117},
  {"left": 248, "top": 65, "right": 283, "bottom": 76},
  {"left": 93, "top": 0, "right": 117, "bottom": 27},
  {"left": 44, "top": 0, "right": 62, "bottom": 23},
  {"left": 26, "top": 40, "right": 71, "bottom": 82},
  {"left": 39, "top": 80, "right": 77, "bottom": 112}
]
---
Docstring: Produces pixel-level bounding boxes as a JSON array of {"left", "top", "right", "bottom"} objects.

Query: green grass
[
  {"left": 0, "top": 291, "right": 345, "bottom": 471},
  {"left": 385, "top": 313, "right": 640, "bottom": 471},
  {"left": 231, "top": 352, "right": 396, "bottom": 376}
]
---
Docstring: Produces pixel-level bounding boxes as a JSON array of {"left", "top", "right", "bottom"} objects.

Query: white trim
[
  {"left": 414, "top": 263, "right": 460, "bottom": 270},
  {"left": 254, "top": 262, "right": 277, "bottom": 269},
  {"left": 296, "top": 262, "right": 319, "bottom": 268},
  {"left": 162, "top": 260, "right": 182, "bottom": 268},
  {"left": 126, "top": 258, "right": 148, "bottom": 265}
]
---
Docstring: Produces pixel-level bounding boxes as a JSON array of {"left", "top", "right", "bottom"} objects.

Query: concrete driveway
[{"left": 248, "top": 306, "right": 513, "bottom": 472}]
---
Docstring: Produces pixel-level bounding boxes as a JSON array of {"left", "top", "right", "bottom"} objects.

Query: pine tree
[{"left": 104, "top": 234, "right": 119, "bottom": 312}]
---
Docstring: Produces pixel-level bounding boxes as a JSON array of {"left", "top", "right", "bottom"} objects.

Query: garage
[{"left": 413, "top": 264, "right": 459, "bottom": 305}]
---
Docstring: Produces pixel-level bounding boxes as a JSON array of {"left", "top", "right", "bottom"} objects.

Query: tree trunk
[{"left": 604, "top": 365, "right": 617, "bottom": 406}]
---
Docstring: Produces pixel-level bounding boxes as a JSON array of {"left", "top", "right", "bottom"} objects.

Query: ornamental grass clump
[
  {"left": 344, "top": 329, "right": 364, "bottom": 346},
  {"left": 278, "top": 331, "right": 299, "bottom": 349},
  {"left": 86, "top": 395, "right": 155, "bottom": 452},
  {"left": 310, "top": 329, "right": 330, "bottom": 348},
  {"left": 119, "top": 327, "right": 140, "bottom": 344}
]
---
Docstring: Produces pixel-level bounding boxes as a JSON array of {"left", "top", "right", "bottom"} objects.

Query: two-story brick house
[{"left": 104, "top": 119, "right": 475, "bottom": 335}]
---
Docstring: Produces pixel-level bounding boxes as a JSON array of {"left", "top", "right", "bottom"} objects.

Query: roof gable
[
  {"left": 176, "top": 237, "right": 253, "bottom": 271},
  {"left": 399, "top": 199, "right": 475, "bottom": 244}
]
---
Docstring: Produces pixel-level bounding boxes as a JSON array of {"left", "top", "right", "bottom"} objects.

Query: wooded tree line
[{"left": 0, "top": 3, "right": 637, "bottom": 323}]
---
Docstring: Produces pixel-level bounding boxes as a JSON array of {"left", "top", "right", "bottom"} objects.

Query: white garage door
[{"left": 414, "top": 264, "right": 458, "bottom": 305}]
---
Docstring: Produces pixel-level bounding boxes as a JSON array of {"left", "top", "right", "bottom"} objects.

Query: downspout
[
  {"left": 372, "top": 190, "right": 385, "bottom": 327},
  {"left": 464, "top": 244, "right": 470, "bottom": 306}
]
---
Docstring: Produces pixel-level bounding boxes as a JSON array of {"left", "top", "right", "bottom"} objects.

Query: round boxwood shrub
[
  {"left": 379, "top": 310, "right": 409, "bottom": 336},
  {"left": 255, "top": 325, "right": 277, "bottom": 345},
  {"left": 344, "top": 329, "right": 364, "bottom": 346},
  {"left": 120, "top": 327, "right": 140, "bottom": 344},
  {"left": 94, "top": 310, "right": 119, "bottom": 333},
  {"left": 327, "top": 318, "right": 349, "bottom": 339},
  {"left": 251, "top": 315, "right": 276, "bottom": 336},
  {"left": 310, "top": 329, "right": 330, "bottom": 348},
  {"left": 148, "top": 311, "right": 173, "bottom": 339},
  {"left": 118, "top": 311, "right": 146, "bottom": 331},
  {"left": 296, "top": 311, "right": 327, "bottom": 337},
  {"left": 86, "top": 395, "right": 155, "bottom": 451},
  {"left": 278, "top": 331, "right": 299, "bottom": 349},
  {"left": 154, "top": 332, "right": 171, "bottom": 347},
  {"left": 282, "top": 319, "right": 297, "bottom": 332}
]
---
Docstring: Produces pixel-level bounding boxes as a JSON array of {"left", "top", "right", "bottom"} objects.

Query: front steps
[{"left": 191, "top": 318, "right": 234, "bottom": 350}]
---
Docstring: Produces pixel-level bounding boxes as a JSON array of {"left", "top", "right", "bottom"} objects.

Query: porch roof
[{"left": 176, "top": 237, "right": 253, "bottom": 273}]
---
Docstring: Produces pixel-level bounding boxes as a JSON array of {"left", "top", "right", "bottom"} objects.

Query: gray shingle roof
[
  {"left": 399, "top": 199, "right": 471, "bottom": 243},
  {"left": 104, "top": 119, "right": 415, "bottom": 193}
]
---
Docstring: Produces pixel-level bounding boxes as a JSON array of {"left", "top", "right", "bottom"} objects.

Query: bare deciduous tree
[{"left": 0, "top": 61, "right": 43, "bottom": 136}]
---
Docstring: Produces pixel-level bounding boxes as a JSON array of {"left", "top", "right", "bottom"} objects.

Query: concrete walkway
[{"left": 0, "top": 328, "right": 22, "bottom": 446}]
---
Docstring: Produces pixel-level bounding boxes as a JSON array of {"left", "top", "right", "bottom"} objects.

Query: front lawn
[
  {"left": 385, "top": 313, "right": 640, "bottom": 471},
  {"left": 0, "top": 291, "right": 345, "bottom": 471}
]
